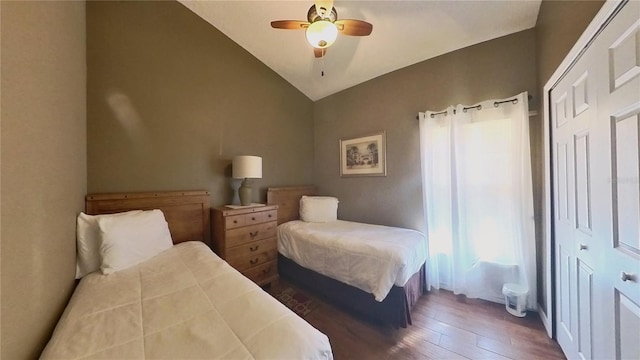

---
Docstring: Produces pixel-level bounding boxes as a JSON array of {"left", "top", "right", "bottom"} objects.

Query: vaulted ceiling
[{"left": 180, "top": 1, "right": 542, "bottom": 101}]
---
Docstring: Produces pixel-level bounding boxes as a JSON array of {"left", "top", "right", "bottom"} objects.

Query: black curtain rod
[
  {"left": 493, "top": 98, "right": 519, "bottom": 107},
  {"left": 415, "top": 110, "right": 449, "bottom": 120},
  {"left": 429, "top": 110, "right": 448, "bottom": 118},
  {"left": 463, "top": 104, "right": 482, "bottom": 112},
  {"left": 416, "top": 95, "right": 532, "bottom": 120}
]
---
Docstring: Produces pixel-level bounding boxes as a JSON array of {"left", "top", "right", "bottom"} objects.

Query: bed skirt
[{"left": 278, "top": 254, "right": 425, "bottom": 328}]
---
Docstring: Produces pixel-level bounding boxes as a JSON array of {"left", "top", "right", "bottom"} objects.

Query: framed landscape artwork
[{"left": 339, "top": 131, "right": 387, "bottom": 177}]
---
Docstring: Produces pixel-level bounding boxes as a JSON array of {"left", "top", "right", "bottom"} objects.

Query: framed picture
[{"left": 339, "top": 131, "right": 387, "bottom": 177}]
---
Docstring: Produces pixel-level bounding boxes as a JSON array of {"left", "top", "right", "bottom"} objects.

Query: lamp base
[
  {"left": 230, "top": 178, "right": 242, "bottom": 205},
  {"left": 238, "top": 178, "right": 252, "bottom": 206}
]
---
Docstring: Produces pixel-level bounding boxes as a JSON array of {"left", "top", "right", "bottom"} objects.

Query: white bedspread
[
  {"left": 41, "top": 241, "right": 332, "bottom": 360},
  {"left": 278, "top": 220, "right": 427, "bottom": 302}
]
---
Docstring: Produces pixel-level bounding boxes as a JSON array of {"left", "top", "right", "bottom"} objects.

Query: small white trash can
[{"left": 502, "top": 283, "right": 528, "bottom": 317}]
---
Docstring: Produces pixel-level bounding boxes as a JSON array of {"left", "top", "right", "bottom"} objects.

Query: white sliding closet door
[{"left": 551, "top": 1, "right": 640, "bottom": 359}]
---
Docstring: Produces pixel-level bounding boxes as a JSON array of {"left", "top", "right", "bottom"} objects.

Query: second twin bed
[{"left": 268, "top": 186, "right": 428, "bottom": 328}]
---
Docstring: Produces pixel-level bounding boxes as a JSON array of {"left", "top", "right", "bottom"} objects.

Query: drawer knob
[
  {"left": 249, "top": 245, "right": 259, "bottom": 252},
  {"left": 262, "top": 267, "right": 271, "bottom": 274},
  {"left": 250, "top": 231, "right": 259, "bottom": 238},
  {"left": 250, "top": 258, "right": 259, "bottom": 265},
  {"left": 233, "top": 220, "right": 237, "bottom": 224},
  {"left": 251, "top": 217, "right": 256, "bottom": 221},
  {"left": 579, "top": 244, "right": 587, "bottom": 251},
  {"left": 268, "top": 214, "right": 272, "bottom": 218}
]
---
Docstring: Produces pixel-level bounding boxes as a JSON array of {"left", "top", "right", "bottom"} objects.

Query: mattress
[
  {"left": 41, "top": 241, "right": 332, "bottom": 359},
  {"left": 278, "top": 220, "right": 427, "bottom": 301}
]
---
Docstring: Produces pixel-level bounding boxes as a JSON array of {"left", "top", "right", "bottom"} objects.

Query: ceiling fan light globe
[{"left": 305, "top": 20, "right": 338, "bottom": 49}]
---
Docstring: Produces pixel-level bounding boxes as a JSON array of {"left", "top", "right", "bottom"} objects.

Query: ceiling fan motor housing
[{"left": 307, "top": 5, "right": 337, "bottom": 23}]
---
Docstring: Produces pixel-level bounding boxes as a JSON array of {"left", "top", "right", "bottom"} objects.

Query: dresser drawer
[
  {"left": 227, "top": 247, "right": 277, "bottom": 271},
  {"left": 225, "top": 210, "right": 277, "bottom": 230},
  {"left": 226, "top": 237, "right": 276, "bottom": 260},
  {"left": 226, "top": 221, "right": 277, "bottom": 247},
  {"left": 261, "top": 209, "right": 277, "bottom": 223},
  {"left": 225, "top": 214, "right": 247, "bottom": 229},
  {"left": 242, "top": 260, "right": 277, "bottom": 285}
]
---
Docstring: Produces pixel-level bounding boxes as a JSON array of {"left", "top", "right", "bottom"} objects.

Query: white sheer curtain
[{"left": 419, "top": 92, "right": 537, "bottom": 308}]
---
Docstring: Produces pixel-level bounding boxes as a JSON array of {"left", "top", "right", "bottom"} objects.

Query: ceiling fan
[{"left": 270, "top": 0, "right": 373, "bottom": 58}]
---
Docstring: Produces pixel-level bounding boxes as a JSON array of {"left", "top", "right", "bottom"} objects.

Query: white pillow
[
  {"left": 299, "top": 196, "right": 339, "bottom": 223},
  {"left": 97, "top": 209, "right": 174, "bottom": 274},
  {"left": 75, "top": 210, "right": 143, "bottom": 279}
]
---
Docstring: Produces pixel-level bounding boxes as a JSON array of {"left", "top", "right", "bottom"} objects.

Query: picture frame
[{"left": 339, "top": 131, "right": 387, "bottom": 177}]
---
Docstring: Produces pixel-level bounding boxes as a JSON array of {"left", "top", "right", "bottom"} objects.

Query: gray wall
[
  {"left": 536, "top": 0, "right": 605, "bottom": 89},
  {"left": 0, "top": 1, "right": 87, "bottom": 358},
  {"left": 313, "top": 29, "right": 537, "bottom": 231},
  {"left": 87, "top": 1, "right": 314, "bottom": 204}
]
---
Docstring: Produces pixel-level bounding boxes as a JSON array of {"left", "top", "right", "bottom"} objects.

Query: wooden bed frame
[
  {"left": 267, "top": 186, "right": 424, "bottom": 328},
  {"left": 85, "top": 190, "right": 211, "bottom": 246}
]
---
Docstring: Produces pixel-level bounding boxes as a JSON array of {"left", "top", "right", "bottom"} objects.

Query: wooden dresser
[{"left": 212, "top": 205, "right": 279, "bottom": 287}]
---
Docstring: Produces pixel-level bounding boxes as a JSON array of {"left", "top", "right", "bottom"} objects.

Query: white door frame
[{"left": 541, "top": 0, "right": 628, "bottom": 338}]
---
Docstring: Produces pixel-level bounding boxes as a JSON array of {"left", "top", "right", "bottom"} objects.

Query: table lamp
[{"left": 232, "top": 155, "right": 262, "bottom": 206}]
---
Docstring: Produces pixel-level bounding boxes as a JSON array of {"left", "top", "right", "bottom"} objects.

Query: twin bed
[
  {"left": 42, "top": 186, "right": 427, "bottom": 358},
  {"left": 267, "top": 186, "right": 427, "bottom": 328},
  {"left": 41, "top": 191, "right": 332, "bottom": 359}
]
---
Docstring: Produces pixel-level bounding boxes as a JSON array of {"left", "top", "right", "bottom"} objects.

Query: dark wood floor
[{"left": 268, "top": 279, "right": 565, "bottom": 360}]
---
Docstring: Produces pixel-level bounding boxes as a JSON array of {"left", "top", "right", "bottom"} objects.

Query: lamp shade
[
  {"left": 232, "top": 156, "right": 262, "bottom": 179},
  {"left": 306, "top": 20, "right": 338, "bottom": 48}
]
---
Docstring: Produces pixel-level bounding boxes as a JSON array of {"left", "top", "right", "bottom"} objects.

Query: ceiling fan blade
[
  {"left": 314, "top": 0, "right": 334, "bottom": 19},
  {"left": 335, "top": 19, "right": 373, "bottom": 36},
  {"left": 314, "top": 48, "right": 326, "bottom": 58},
  {"left": 271, "top": 20, "right": 310, "bottom": 30}
]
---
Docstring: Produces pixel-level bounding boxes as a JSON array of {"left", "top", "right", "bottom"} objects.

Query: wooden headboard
[
  {"left": 267, "top": 186, "right": 317, "bottom": 224},
  {"left": 85, "top": 190, "right": 211, "bottom": 245}
]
